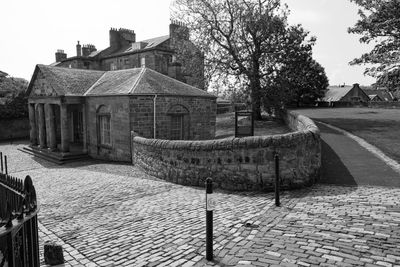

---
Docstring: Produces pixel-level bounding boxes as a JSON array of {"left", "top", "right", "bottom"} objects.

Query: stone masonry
[
  {"left": 130, "top": 96, "right": 216, "bottom": 140},
  {"left": 131, "top": 111, "right": 321, "bottom": 191}
]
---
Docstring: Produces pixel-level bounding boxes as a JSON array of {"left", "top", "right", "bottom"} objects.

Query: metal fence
[{"left": 0, "top": 156, "right": 39, "bottom": 267}]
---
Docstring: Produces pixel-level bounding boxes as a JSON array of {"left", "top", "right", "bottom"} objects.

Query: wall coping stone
[{"left": 131, "top": 110, "right": 321, "bottom": 191}]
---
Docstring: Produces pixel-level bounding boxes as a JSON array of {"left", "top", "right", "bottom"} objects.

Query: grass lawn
[
  {"left": 295, "top": 108, "right": 400, "bottom": 163},
  {"left": 215, "top": 112, "right": 291, "bottom": 139}
]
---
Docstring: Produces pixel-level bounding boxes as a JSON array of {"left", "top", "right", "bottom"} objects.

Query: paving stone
[{"left": 2, "top": 142, "right": 400, "bottom": 267}]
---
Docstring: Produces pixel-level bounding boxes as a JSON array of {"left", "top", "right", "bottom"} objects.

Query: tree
[
  {"left": 267, "top": 54, "right": 328, "bottom": 108},
  {"left": 348, "top": 0, "right": 400, "bottom": 91},
  {"left": 172, "top": 0, "right": 316, "bottom": 119}
]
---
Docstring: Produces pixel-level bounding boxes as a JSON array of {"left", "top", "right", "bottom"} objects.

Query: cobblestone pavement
[{"left": 1, "top": 141, "right": 400, "bottom": 266}]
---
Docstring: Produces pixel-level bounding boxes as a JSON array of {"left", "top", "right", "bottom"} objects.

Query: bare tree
[{"left": 172, "top": 0, "right": 316, "bottom": 119}]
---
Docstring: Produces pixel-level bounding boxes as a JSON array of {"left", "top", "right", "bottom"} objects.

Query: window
[
  {"left": 141, "top": 57, "right": 146, "bottom": 67},
  {"left": 170, "top": 115, "right": 184, "bottom": 140},
  {"left": 99, "top": 115, "right": 111, "bottom": 145},
  {"left": 167, "top": 104, "right": 189, "bottom": 140}
]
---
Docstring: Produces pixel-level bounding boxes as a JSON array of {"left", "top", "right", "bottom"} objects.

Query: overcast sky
[{"left": 0, "top": 0, "right": 375, "bottom": 86}]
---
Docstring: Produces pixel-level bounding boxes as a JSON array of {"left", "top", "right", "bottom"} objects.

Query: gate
[{"left": 0, "top": 172, "right": 40, "bottom": 267}]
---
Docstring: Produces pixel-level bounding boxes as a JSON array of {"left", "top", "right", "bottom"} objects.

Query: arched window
[
  {"left": 167, "top": 104, "right": 189, "bottom": 140},
  {"left": 97, "top": 105, "right": 111, "bottom": 146}
]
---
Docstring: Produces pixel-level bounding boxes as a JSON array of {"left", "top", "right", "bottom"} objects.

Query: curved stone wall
[{"left": 131, "top": 110, "right": 321, "bottom": 191}]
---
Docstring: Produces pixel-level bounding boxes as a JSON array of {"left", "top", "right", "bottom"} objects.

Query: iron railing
[{"left": 0, "top": 158, "right": 39, "bottom": 267}]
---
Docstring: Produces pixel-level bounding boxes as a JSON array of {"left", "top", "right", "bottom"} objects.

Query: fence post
[
  {"left": 274, "top": 153, "right": 280, "bottom": 207},
  {"left": 5, "top": 155, "right": 8, "bottom": 175},
  {"left": 205, "top": 177, "right": 213, "bottom": 261}
]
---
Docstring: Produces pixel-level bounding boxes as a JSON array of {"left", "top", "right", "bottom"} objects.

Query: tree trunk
[{"left": 249, "top": 78, "right": 262, "bottom": 120}]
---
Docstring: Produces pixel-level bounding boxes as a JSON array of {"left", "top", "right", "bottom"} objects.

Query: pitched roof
[
  {"left": 85, "top": 68, "right": 143, "bottom": 95},
  {"left": 87, "top": 67, "right": 214, "bottom": 98},
  {"left": 101, "top": 35, "right": 170, "bottom": 58},
  {"left": 32, "top": 65, "right": 105, "bottom": 96},
  {"left": 362, "top": 88, "right": 394, "bottom": 101},
  {"left": 30, "top": 65, "right": 215, "bottom": 98},
  {"left": 132, "top": 68, "right": 213, "bottom": 97},
  {"left": 322, "top": 86, "right": 353, "bottom": 102}
]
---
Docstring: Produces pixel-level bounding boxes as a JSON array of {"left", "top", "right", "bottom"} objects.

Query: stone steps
[{"left": 18, "top": 146, "right": 90, "bottom": 165}]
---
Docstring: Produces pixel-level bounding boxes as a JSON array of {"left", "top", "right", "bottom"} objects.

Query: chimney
[
  {"left": 82, "top": 44, "right": 97, "bottom": 57},
  {"left": 76, "top": 41, "right": 82, "bottom": 57},
  {"left": 55, "top": 49, "right": 67, "bottom": 62},
  {"left": 109, "top": 27, "right": 136, "bottom": 51},
  {"left": 169, "top": 20, "right": 189, "bottom": 41},
  {"left": 109, "top": 27, "right": 120, "bottom": 49}
]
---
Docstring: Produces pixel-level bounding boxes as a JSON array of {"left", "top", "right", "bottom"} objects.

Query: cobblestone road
[{"left": 1, "top": 141, "right": 400, "bottom": 266}]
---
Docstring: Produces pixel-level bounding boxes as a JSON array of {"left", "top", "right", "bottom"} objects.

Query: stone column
[
  {"left": 60, "top": 104, "right": 69, "bottom": 153},
  {"left": 45, "top": 104, "right": 57, "bottom": 151},
  {"left": 37, "top": 104, "right": 47, "bottom": 149},
  {"left": 28, "top": 103, "right": 37, "bottom": 146},
  {"left": 82, "top": 105, "right": 87, "bottom": 153}
]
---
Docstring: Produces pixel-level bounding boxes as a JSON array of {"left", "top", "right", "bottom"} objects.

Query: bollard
[
  {"left": 0, "top": 152, "right": 3, "bottom": 173},
  {"left": 4, "top": 155, "right": 7, "bottom": 175},
  {"left": 274, "top": 153, "right": 280, "bottom": 207},
  {"left": 205, "top": 177, "right": 214, "bottom": 261}
]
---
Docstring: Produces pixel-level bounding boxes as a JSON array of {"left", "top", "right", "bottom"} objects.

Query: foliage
[
  {"left": 172, "top": 0, "right": 322, "bottom": 119},
  {"left": 265, "top": 54, "right": 329, "bottom": 109},
  {"left": 0, "top": 73, "right": 29, "bottom": 119},
  {"left": 348, "top": 0, "right": 400, "bottom": 91}
]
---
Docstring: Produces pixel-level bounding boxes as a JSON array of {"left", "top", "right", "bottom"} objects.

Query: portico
[{"left": 28, "top": 97, "right": 87, "bottom": 155}]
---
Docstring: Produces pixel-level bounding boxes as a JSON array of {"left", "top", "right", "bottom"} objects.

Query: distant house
[
  {"left": 0, "top": 71, "right": 8, "bottom": 78},
  {"left": 26, "top": 65, "right": 216, "bottom": 162},
  {"left": 362, "top": 88, "right": 395, "bottom": 102},
  {"left": 367, "top": 94, "right": 383, "bottom": 101},
  {"left": 319, "top": 83, "right": 370, "bottom": 106}
]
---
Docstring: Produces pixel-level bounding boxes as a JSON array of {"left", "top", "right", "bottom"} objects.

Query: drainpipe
[{"left": 153, "top": 94, "right": 157, "bottom": 139}]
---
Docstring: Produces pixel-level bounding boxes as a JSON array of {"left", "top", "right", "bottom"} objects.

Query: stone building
[
  {"left": 319, "top": 83, "right": 370, "bottom": 106},
  {"left": 26, "top": 65, "right": 216, "bottom": 162},
  {"left": 52, "top": 21, "right": 205, "bottom": 89}
]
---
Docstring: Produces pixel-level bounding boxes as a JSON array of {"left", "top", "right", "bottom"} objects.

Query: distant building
[
  {"left": 0, "top": 71, "right": 8, "bottom": 78},
  {"left": 51, "top": 21, "right": 205, "bottom": 89},
  {"left": 26, "top": 65, "right": 216, "bottom": 162},
  {"left": 361, "top": 88, "right": 395, "bottom": 102},
  {"left": 319, "top": 83, "right": 370, "bottom": 106}
]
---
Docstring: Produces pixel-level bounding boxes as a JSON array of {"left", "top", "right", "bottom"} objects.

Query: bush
[{"left": 0, "top": 92, "right": 28, "bottom": 120}]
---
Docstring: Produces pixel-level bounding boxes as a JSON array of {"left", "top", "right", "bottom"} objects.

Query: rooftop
[
  {"left": 322, "top": 85, "right": 353, "bottom": 102},
  {"left": 29, "top": 65, "right": 214, "bottom": 98}
]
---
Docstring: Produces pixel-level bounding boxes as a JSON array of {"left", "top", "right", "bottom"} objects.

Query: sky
[{"left": 0, "top": 0, "right": 375, "bottom": 86}]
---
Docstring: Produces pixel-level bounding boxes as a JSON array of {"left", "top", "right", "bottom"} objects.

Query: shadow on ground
[{"left": 319, "top": 139, "right": 357, "bottom": 186}]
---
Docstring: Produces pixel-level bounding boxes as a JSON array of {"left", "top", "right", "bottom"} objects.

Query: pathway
[{"left": 318, "top": 122, "right": 400, "bottom": 187}]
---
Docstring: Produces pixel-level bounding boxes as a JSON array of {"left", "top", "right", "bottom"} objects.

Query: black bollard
[
  {"left": 274, "top": 153, "right": 280, "bottom": 207},
  {"left": 4, "top": 155, "right": 7, "bottom": 175},
  {"left": 0, "top": 152, "right": 3, "bottom": 173},
  {"left": 205, "top": 177, "right": 213, "bottom": 261}
]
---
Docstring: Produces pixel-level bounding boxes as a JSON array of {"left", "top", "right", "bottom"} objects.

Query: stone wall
[
  {"left": 129, "top": 95, "right": 216, "bottom": 140},
  {"left": 0, "top": 118, "right": 29, "bottom": 141},
  {"left": 86, "top": 96, "right": 131, "bottom": 161},
  {"left": 131, "top": 110, "right": 321, "bottom": 191}
]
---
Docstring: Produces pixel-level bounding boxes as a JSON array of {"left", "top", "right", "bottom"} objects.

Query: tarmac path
[{"left": 318, "top": 122, "right": 400, "bottom": 187}]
